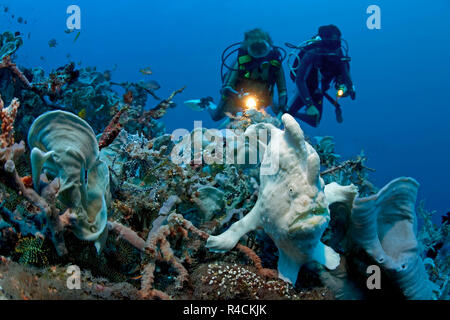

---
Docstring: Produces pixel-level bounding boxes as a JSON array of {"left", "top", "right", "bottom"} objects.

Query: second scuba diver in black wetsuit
[{"left": 284, "top": 25, "right": 356, "bottom": 127}]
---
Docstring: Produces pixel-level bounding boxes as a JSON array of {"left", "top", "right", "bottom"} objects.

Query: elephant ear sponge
[
  {"left": 27, "top": 110, "right": 110, "bottom": 245},
  {"left": 349, "top": 177, "right": 435, "bottom": 300}
]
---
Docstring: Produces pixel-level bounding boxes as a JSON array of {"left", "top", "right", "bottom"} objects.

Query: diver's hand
[
  {"left": 278, "top": 93, "right": 288, "bottom": 112},
  {"left": 306, "top": 105, "right": 320, "bottom": 117},
  {"left": 221, "top": 86, "right": 239, "bottom": 98},
  {"left": 349, "top": 86, "right": 356, "bottom": 100}
]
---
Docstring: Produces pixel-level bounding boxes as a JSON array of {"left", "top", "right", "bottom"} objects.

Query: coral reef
[
  {"left": 0, "top": 32, "right": 30, "bottom": 90},
  {"left": 0, "top": 255, "right": 140, "bottom": 300},
  {"left": 0, "top": 28, "right": 447, "bottom": 301},
  {"left": 312, "top": 135, "right": 377, "bottom": 197},
  {"left": 0, "top": 32, "right": 23, "bottom": 60},
  {"left": 417, "top": 201, "right": 449, "bottom": 299},
  {"left": 106, "top": 212, "right": 276, "bottom": 300},
  {"left": 0, "top": 96, "right": 20, "bottom": 148},
  {"left": 98, "top": 106, "right": 128, "bottom": 150}
]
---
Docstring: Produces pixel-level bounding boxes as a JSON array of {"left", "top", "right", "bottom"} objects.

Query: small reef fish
[
  {"left": 4, "top": 6, "right": 9, "bottom": 13},
  {"left": 78, "top": 108, "right": 87, "bottom": 119},
  {"left": 73, "top": 31, "right": 81, "bottom": 43},
  {"left": 139, "top": 67, "right": 152, "bottom": 75},
  {"left": 17, "top": 17, "right": 23, "bottom": 24},
  {"left": 143, "top": 80, "right": 161, "bottom": 91},
  {"left": 48, "top": 39, "right": 58, "bottom": 48},
  {"left": 103, "top": 70, "right": 112, "bottom": 81},
  {"left": 65, "top": 29, "right": 75, "bottom": 34}
]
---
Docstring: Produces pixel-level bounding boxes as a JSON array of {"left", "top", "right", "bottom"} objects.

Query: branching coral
[
  {"left": 107, "top": 212, "right": 276, "bottom": 300},
  {"left": 0, "top": 99, "right": 70, "bottom": 256},
  {"left": 313, "top": 136, "right": 340, "bottom": 168},
  {"left": 0, "top": 32, "right": 30, "bottom": 90},
  {"left": 416, "top": 201, "right": 449, "bottom": 298},
  {"left": 31, "top": 62, "right": 79, "bottom": 102},
  {"left": 98, "top": 105, "right": 128, "bottom": 150},
  {"left": 143, "top": 86, "right": 185, "bottom": 120},
  {"left": 320, "top": 151, "right": 377, "bottom": 197},
  {"left": 0, "top": 95, "right": 20, "bottom": 148},
  {"left": 0, "top": 56, "right": 31, "bottom": 89},
  {"left": 135, "top": 86, "right": 185, "bottom": 138}
]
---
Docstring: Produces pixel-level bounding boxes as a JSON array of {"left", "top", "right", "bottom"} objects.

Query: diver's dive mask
[{"left": 248, "top": 40, "right": 272, "bottom": 58}]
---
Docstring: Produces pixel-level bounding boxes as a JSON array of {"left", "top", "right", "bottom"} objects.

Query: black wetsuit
[{"left": 287, "top": 44, "right": 354, "bottom": 127}]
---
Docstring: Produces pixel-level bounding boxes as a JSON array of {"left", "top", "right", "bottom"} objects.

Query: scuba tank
[{"left": 286, "top": 36, "right": 351, "bottom": 81}]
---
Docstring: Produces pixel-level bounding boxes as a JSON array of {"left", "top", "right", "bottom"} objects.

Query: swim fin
[
  {"left": 184, "top": 98, "right": 217, "bottom": 111},
  {"left": 335, "top": 107, "right": 343, "bottom": 123}
]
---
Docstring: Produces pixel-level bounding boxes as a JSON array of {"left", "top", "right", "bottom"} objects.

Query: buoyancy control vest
[{"left": 237, "top": 47, "right": 282, "bottom": 89}]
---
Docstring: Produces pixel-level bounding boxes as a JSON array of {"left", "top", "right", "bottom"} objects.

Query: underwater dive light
[
  {"left": 336, "top": 84, "right": 347, "bottom": 98},
  {"left": 245, "top": 96, "right": 258, "bottom": 110}
]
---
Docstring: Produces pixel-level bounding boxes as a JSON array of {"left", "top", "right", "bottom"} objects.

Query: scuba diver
[
  {"left": 186, "top": 28, "right": 288, "bottom": 121},
  {"left": 283, "top": 24, "right": 356, "bottom": 127}
]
